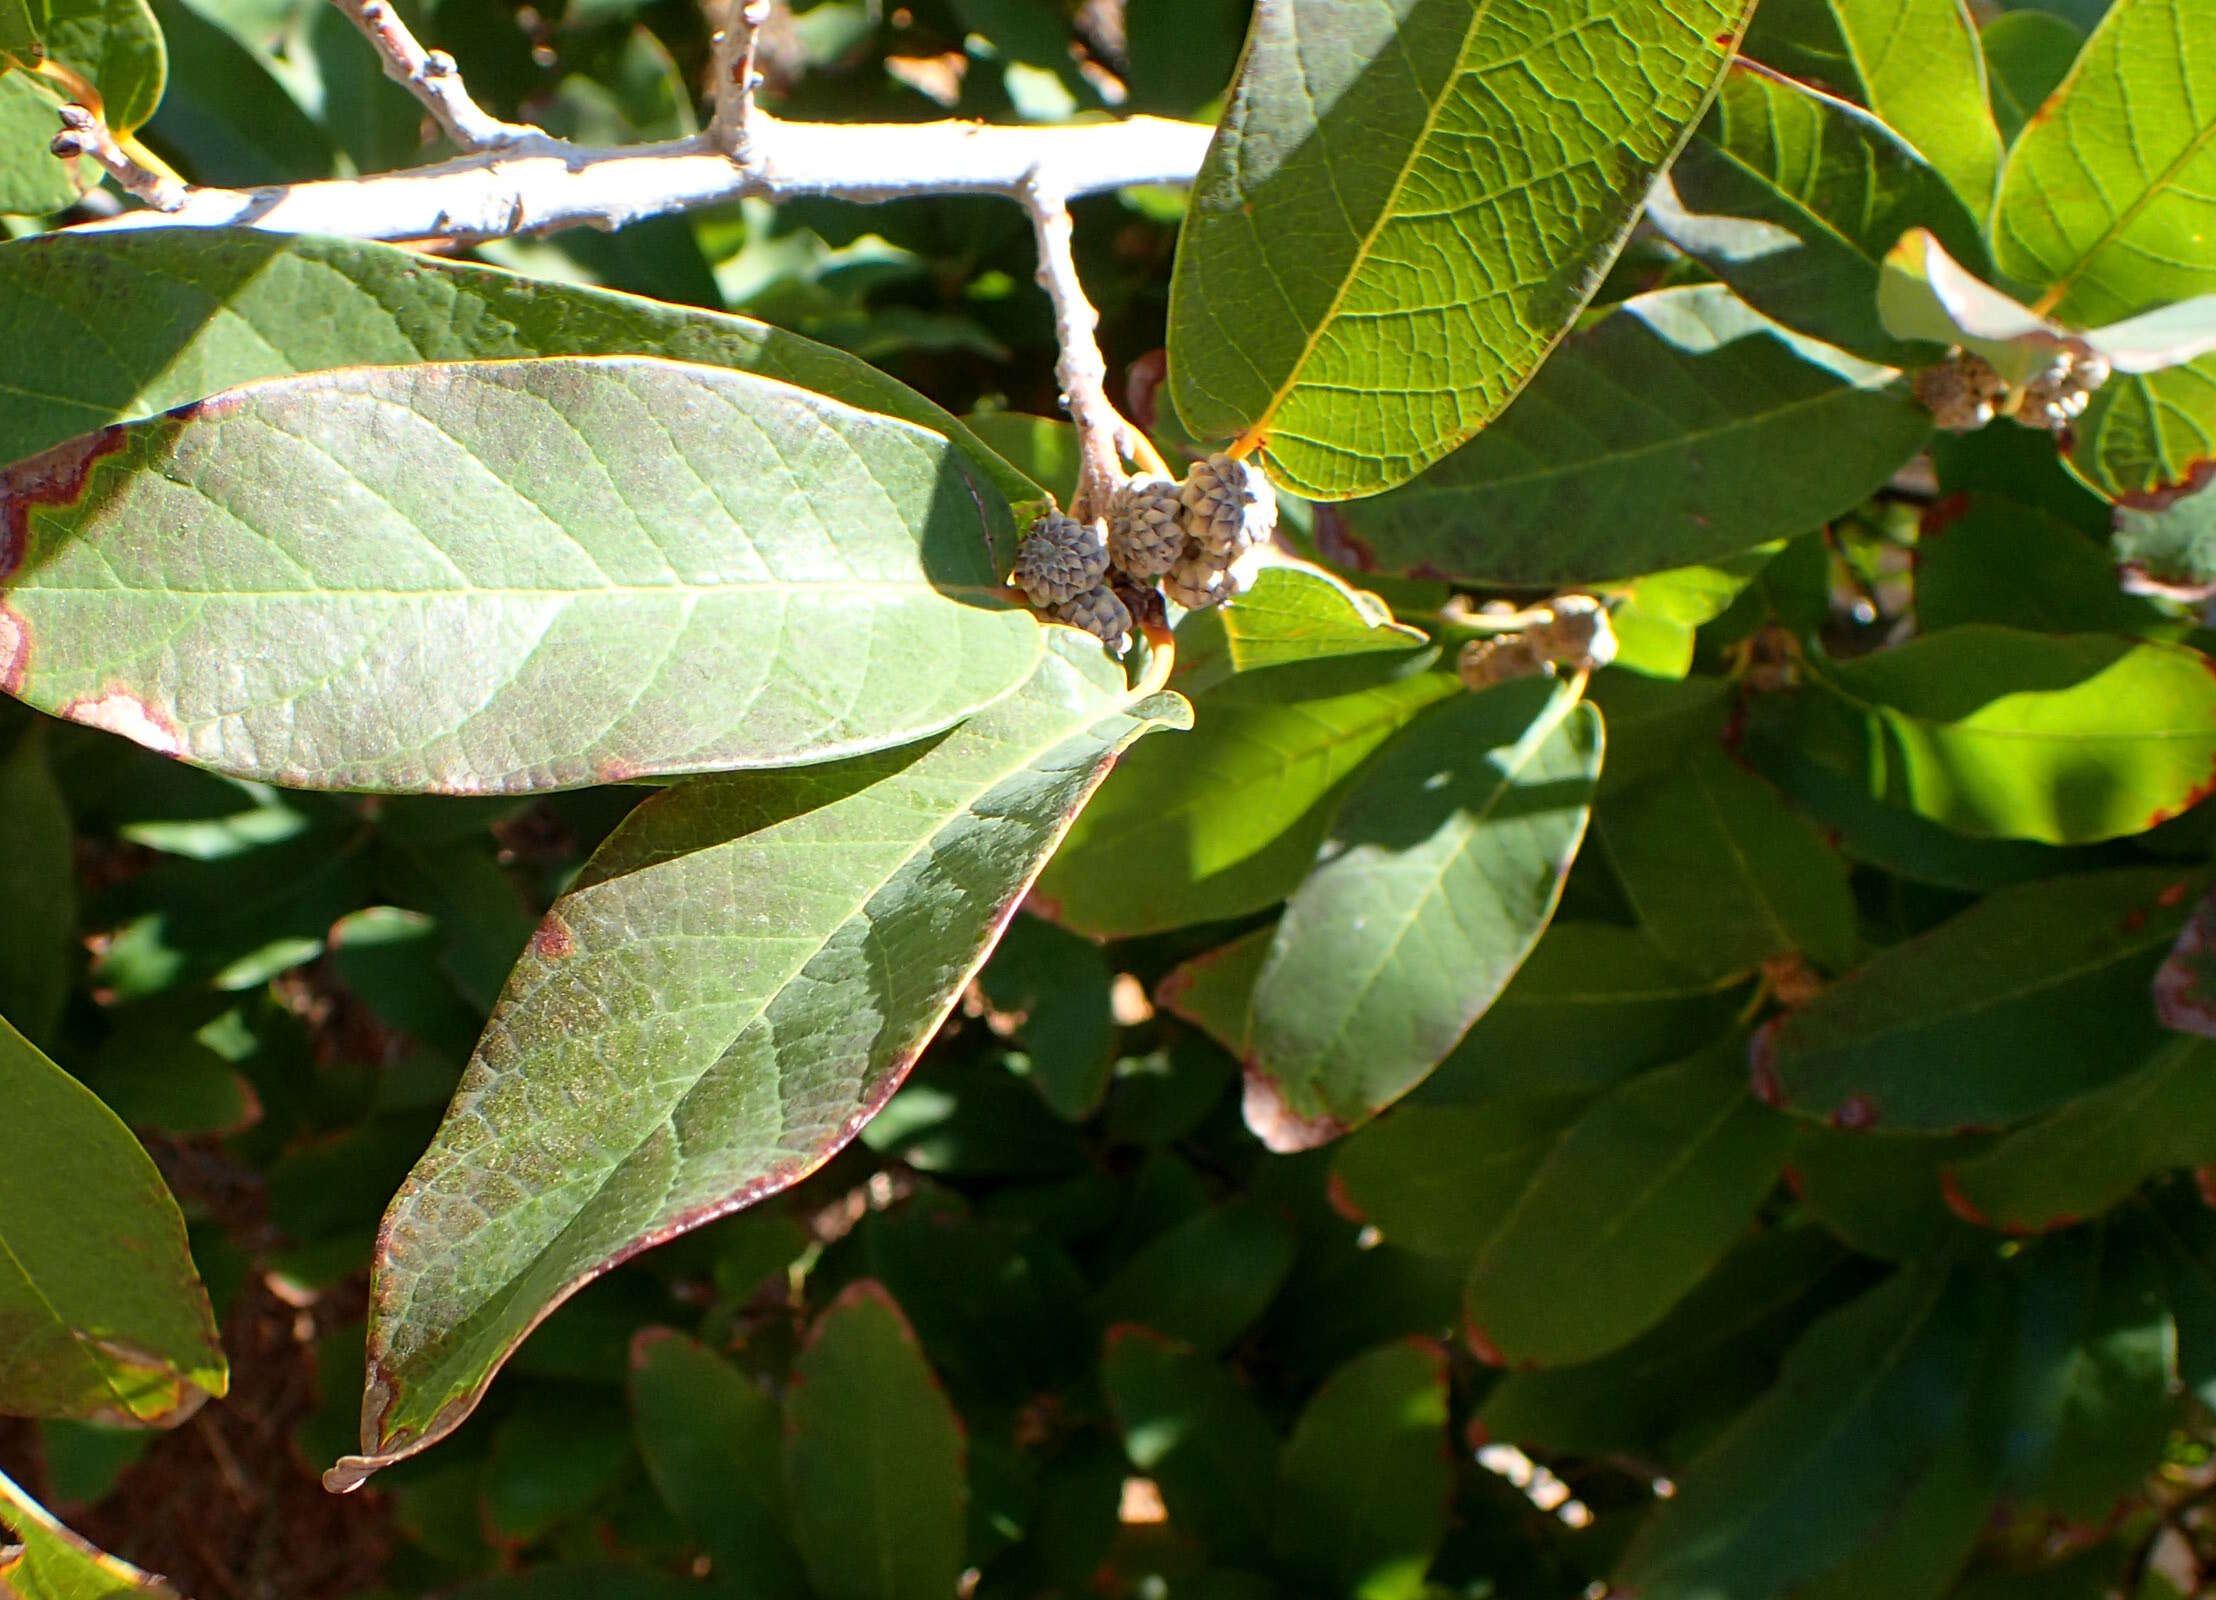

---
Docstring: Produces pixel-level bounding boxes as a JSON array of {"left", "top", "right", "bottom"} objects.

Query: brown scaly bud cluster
[
  {"left": 1913, "top": 346, "right": 2113, "bottom": 435},
  {"left": 1913, "top": 351, "right": 2009, "bottom": 433},
  {"left": 1455, "top": 595, "right": 1618, "bottom": 692},
  {"left": 1013, "top": 452, "right": 1281, "bottom": 653}
]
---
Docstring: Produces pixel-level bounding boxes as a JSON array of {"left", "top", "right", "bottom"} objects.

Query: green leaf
[
  {"left": 481, "top": 1394, "right": 637, "bottom": 1543},
  {"left": 40, "top": 0, "right": 164, "bottom": 130},
  {"left": 1155, "top": 925, "right": 1273, "bottom": 1060},
  {"left": 326, "top": 636, "right": 1186, "bottom": 1489},
  {"left": 1035, "top": 669, "right": 1458, "bottom": 938},
  {"left": 1477, "top": 1220, "right": 1852, "bottom": 1460},
  {"left": 1415, "top": 921, "right": 1745, "bottom": 1103},
  {"left": 1613, "top": 1264, "right": 1987, "bottom": 1600},
  {"left": 977, "top": 914, "right": 1117, "bottom": 1121},
  {"left": 627, "top": 1329, "right": 807, "bottom": 1598},
  {"left": 1165, "top": 0, "right": 1752, "bottom": 499},
  {"left": 1652, "top": 63, "right": 1987, "bottom": 364},
  {"left": 1597, "top": 743, "right": 1858, "bottom": 980},
  {"left": 1945, "top": 1037, "right": 2216, "bottom": 1232},
  {"left": 138, "top": 0, "right": 333, "bottom": 188},
  {"left": 0, "top": 723, "right": 70, "bottom": 1044},
  {"left": 1089, "top": 1202, "right": 1296, "bottom": 1355},
  {"left": 1331, "top": 1095, "right": 1591, "bottom": 1260},
  {"left": 1, "top": 357, "right": 1045, "bottom": 793},
  {"left": 1465, "top": 1043, "right": 1790, "bottom": 1368},
  {"left": 1992, "top": 0, "right": 2216, "bottom": 324},
  {"left": 2113, "top": 469, "right": 2216, "bottom": 602},
  {"left": 1981, "top": 9, "right": 2085, "bottom": 143},
  {"left": 1100, "top": 1326, "right": 1279, "bottom": 1555},
  {"left": 1244, "top": 679, "right": 1601, "bottom": 1150},
  {"left": 1919, "top": 492, "right": 2174, "bottom": 632},
  {"left": 0, "top": 1468, "right": 182, "bottom": 1598},
  {"left": 0, "top": 230, "right": 1043, "bottom": 512},
  {"left": 2070, "top": 356, "right": 2216, "bottom": 499},
  {"left": 1326, "top": 286, "right": 1931, "bottom": 586},
  {"left": 1169, "top": 563, "right": 1429, "bottom": 698},
  {"left": 0, "top": 0, "right": 162, "bottom": 216},
  {"left": 1757, "top": 866, "right": 2205, "bottom": 1130},
  {"left": 0, "top": 0, "right": 45, "bottom": 65},
  {"left": 782, "top": 1281, "right": 967, "bottom": 1600},
  {"left": 1792, "top": 627, "right": 2216, "bottom": 844},
  {"left": 1271, "top": 1340, "right": 1451, "bottom": 1600},
  {"left": 1788, "top": 1125, "right": 1987, "bottom": 1260},
  {"left": 1828, "top": 0, "right": 2004, "bottom": 211},
  {"left": 0, "top": 74, "right": 81, "bottom": 218},
  {"left": 2158, "top": 887, "right": 2216, "bottom": 1037},
  {"left": 0, "top": 1013, "right": 226, "bottom": 1426}
]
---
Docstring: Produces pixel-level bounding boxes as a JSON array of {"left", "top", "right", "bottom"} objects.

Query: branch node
[
  {"left": 710, "top": 0, "right": 774, "bottom": 163},
  {"left": 50, "top": 102, "right": 188, "bottom": 211},
  {"left": 330, "top": 0, "right": 528, "bottom": 152}
]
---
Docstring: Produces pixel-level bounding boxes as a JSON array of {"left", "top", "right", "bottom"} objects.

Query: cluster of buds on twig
[
  {"left": 1914, "top": 346, "right": 2112, "bottom": 435},
  {"left": 1454, "top": 595, "right": 1617, "bottom": 691},
  {"left": 1013, "top": 452, "right": 1275, "bottom": 653}
]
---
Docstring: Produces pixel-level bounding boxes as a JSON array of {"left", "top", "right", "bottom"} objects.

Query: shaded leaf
[
  {"left": 0, "top": 358, "right": 1042, "bottom": 793},
  {"left": 1792, "top": 627, "right": 2216, "bottom": 844},
  {"left": 1100, "top": 1326, "right": 1279, "bottom": 1555},
  {"left": 1758, "top": 866, "right": 2205, "bottom": 1129},
  {"left": 327, "top": 635, "right": 1186, "bottom": 1488},
  {"left": 1597, "top": 743, "right": 1858, "bottom": 979},
  {"left": 0, "top": 722, "right": 71, "bottom": 1043},
  {"left": 481, "top": 1394, "right": 636, "bottom": 1544},
  {"left": 1327, "top": 286, "right": 1930, "bottom": 586},
  {"left": 1980, "top": 9, "right": 2085, "bottom": 142},
  {"left": 1465, "top": 1042, "right": 1789, "bottom": 1367},
  {"left": 978, "top": 914, "right": 1118, "bottom": 1121},
  {"left": 1331, "top": 1095, "right": 1591, "bottom": 1261},
  {"left": 1090, "top": 1202, "right": 1296, "bottom": 1356},
  {"left": 1788, "top": 1126, "right": 1987, "bottom": 1259},
  {"left": 782, "top": 1282, "right": 967, "bottom": 1600},
  {"left": 0, "top": 1014, "right": 225, "bottom": 1425},
  {"left": 2157, "top": 886, "right": 2216, "bottom": 1038},
  {"left": 1918, "top": 493, "right": 2172, "bottom": 633},
  {"left": 1652, "top": 63, "right": 1985, "bottom": 363},
  {"left": 627, "top": 1329, "right": 807, "bottom": 1597},
  {"left": 1950, "top": 1034, "right": 2216, "bottom": 1241},
  {"left": 1167, "top": 0, "right": 1751, "bottom": 499},
  {"left": 1154, "top": 925, "right": 1273, "bottom": 1061},
  {"left": 1271, "top": 1340, "right": 1451, "bottom": 1600},
  {"left": 2113, "top": 468, "right": 2216, "bottom": 602},
  {"left": 1246, "top": 679, "right": 1600, "bottom": 1150}
]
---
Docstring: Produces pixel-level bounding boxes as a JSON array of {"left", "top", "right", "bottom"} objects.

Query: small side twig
[
  {"left": 327, "top": 0, "right": 526, "bottom": 151},
  {"left": 1021, "top": 171, "right": 1143, "bottom": 522},
  {"left": 709, "top": 0, "right": 772, "bottom": 162},
  {"left": 50, "top": 103, "right": 187, "bottom": 211}
]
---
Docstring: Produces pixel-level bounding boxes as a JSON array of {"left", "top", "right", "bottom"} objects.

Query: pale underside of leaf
[
  {"left": 0, "top": 357, "right": 1045, "bottom": 794},
  {"left": 326, "top": 635, "right": 1187, "bottom": 1490}
]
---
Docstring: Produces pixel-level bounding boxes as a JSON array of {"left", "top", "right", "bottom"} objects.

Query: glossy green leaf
[
  {"left": 1154, "top": 925, "right": 1273, "bottom": 1060},
  {"left": 782, "top": 1282, "right": 967, "bottom": 1600},
  {"left": 1100, "top": 1326, "right": 1279, "bottom": 1555},
  {"left": 2113, "top": 469, "right": 2216, "bottom": 601},
  {"left": 1169, "top": 563, "right": 1428, "bottom": 698},
  {"left": 2158, "top": 887, "right": 2216, "bottom": 1037},
  {"left": 1652, "top": 64, "right": 1985, "bottom": 363},
  {"left": 0, "top": 72, "right": 80, "bottom": 218},
  {"left": 0, "top": 230, "right": 1042, "bottom": 511},
  {"left": 1465, "top": 1043, "right": 1789, "bottom": 1367},
  {"left": 1331, "top": 1095, "right": 1591, "bottom": 1260},
  {"left": 0, "top": 1469, "right": 182, "bottom": 1598},
  {"left": 0, "top": 0, "right": 163, "bottom": 216},
  {"left": 2070, "top": 356, "right": 2216, "bottom": 499},
  {"left": 1918, "top": 492, "right": 2172, "bottom": 632},
  {"left": 1477, "top": 1220, "right": 1852, "bottom": 1460},
  {"left": 1613, "top": 1265, "right": 1986, "bottom": 1600},
  {"left": 326, "top": 636, "right": 1186, "bottom": 1489},
  {"left": 1597, "top": 743, "right": 1857, "bottom": 979},
  {"left": 1793, "top": 627, "right": 2216, "bottom": 844},
  {"left": 1415, "top": 921, "right": 1745, "bottom": 1103},
  {"left": 1166, "top": 0, "right": 1751, "bottom": 499},
  {"left": 0, "top": 357, "right": 1044, "bottom": 793},
  {"left": 1980, "top": 9, "right": 2085, "bottom": 143},
  {"left": 1035, "top": 669, "right": 1458, "bottom": 938},
  {"left": 1327, "top": 286, "right": 1931, "bottom": 586},
  {"left": 1271, "top": 1340, "right": 1451, "bottom": 1600},
  {"left": 39, "top": 0, "right": 163, "bottom": 129},
  {"left": 627, "top": 1329, "right": 807, "bottom": 1597},
  {"left": 1758, "top": 866, "right": 2204, "bottom": 1129},
  {"left": 1946, "top": 1037, "right": 2216, "bottom": 1231},
  {"left": 1831, "top": 0, "right": 2003, "bottom": 209},
  {"left": 0, "top": 1013, "right": 225, "bottom": 1426},
  {"left": 1244, "top": 679, "right": 1600, "bottom": 1150},
  {"left": 1993, "top": 0, "right": 2216, "bottom": 324},
  {"left": 0, "top": 723, "right": 70, "bottom": 1044}
]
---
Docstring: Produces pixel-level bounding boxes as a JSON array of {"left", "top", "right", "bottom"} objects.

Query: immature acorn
[
  {"left": 1014, "top": 511, "right": 1110, "bottom": 608},
  {"left": 1107, "top": 475, "right": 1187, "bottom": 579},
  {"left": 1162, "top": 548, "right": 1244, "bottom": 612},
  {"left": 1528, "top": 594, "right": 1618, "bottom": 673},
  {"left": 1457, "top": 634, "right": 1548, "bottom": 691},
  {"left": 1180, "top": 452, "right": 1277, "bottom": 558},
  {"left": 2016, "top": 348, "right": 2111, "bottom": 431},
  {"left": 1913, "top": 351, "right": 2008, "bottom": 433},
  {"left": 1053, "top": 583, "right": 1134, "bottom": 654}
]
